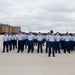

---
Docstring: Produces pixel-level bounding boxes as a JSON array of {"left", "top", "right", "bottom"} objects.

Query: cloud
[{"left": 0, "top": 0, "right": 75, "bottom": 33}]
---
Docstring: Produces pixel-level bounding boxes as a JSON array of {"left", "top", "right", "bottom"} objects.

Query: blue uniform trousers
[
  {"left": 70, "top": 41, "right": 73, "bottom": 51},
  {"left": 28, "top": 41, "right": 34, "bottom": 53},
  {"left": 8, "top": 40, "right": 12, "bottom": 51},
  {"left": 23, "top": 39, "right": 27, "bottom": 49},
  {"left": 46, "top": 41, "right": 49, "bottom": 53},
  {"left": 73, "top": 41, "right": 75, "bottom": 51},
  {"left": 3, "top": 41, "right": 8, "bottom": 52},
  {"left": 37, "top": 41, "right": 43, "bottom": 53},
  {"left": 48, "top": 42, "right": 55, "bottom": 57},
  {"left": 64, "top": 41, "right": 70, "bottom": 53},
  {"left": 60, "top": 40, "right": 65, "bottom": 49},
  {"left": 18, "top": 40, "right": 23, "bottom": 52},
  {"left": 13, "top": 40, "right": 17, "bottom": 50},
  {"left": 55, "top": 41, "right": 60, "bottom": 53}
]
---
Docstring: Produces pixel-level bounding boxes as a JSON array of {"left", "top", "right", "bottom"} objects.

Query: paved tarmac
[{"left": 0, "top": 35, "right": 75, "bottom": 75}]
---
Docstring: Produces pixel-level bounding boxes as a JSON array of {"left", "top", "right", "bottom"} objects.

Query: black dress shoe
[
  {"left": 7, "top": 51, "right": 9, "bottom": 53},
  {"left": 48, "top": 55, "right": 50, "bottom": 57},
  {"left": 25, "top": 46, "right": 27, "bottom": 49},
  {"left": 53, "top": 55, "right": 55, "bottom": 57},
  {"left": 17, "top": 51, "right": 19, "bottom": 53},
  {"left": 27, "top": 52, "right": 29, "bottom": 53},
  {"left": 21, "top": 51, "right": 23, "bottom": 53},
  {"left": 64, "top": 52, "right": 66, "bottom": 53},
  {"left": 46, "top": 52, "right": 47, "bottom": 53},
  {"left": 37, "top": 52, "right": 39, "bottom": 53},
  {"left": 2, "top": 51, "right": 5, "bottom": 53},
  {"left": 31, "top": 51, "right": 33, "bottom": 53},
  {"left": 59, "top": 52, "right": 61, "bottom": 54},
  {"left": 68, "top": 52, "right": 71, "bottom": 54}
]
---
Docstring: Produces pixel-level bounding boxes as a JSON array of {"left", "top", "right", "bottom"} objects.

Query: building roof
[
  {"left": 0, "top": 23, "right": 20, "bottom": 27},
  {"left": 12, "top": 26, "right": 21, "bottom": 28},
  {"left": 0, "top": 23, "right": 10, "bottom": 27}
]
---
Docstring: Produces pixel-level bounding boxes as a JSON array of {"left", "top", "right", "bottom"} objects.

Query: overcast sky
[{"left": 0, "top": 0, "right": 75, "bottom": 33}]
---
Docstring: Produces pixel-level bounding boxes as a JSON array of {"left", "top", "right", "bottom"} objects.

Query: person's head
[
  {"left": 47, "top": 32, "right": 50, "bottom": 35},
  {"left": 50, "top": 30, "right": 54, "bottom": 35},
  {"left": 73, "top": 33, "right": 75, "bottom": 36},
  {"left": 4, "top": 32, "right": 8, "bottom": 36},
  {"left": 14, "top": 33, "right": 16, "bottom": 36},
  {"left": 56, "top": 32, "right": 59, "bottom": 35},
  {"left": 29, "top": 31, "right": 32, "bottom": 35},
  {"left": 8, "top": 33, "right": 10, "bottom": 36},
  {"left": 54, "top": 33, "right": 57, "bottom": 36},
  {"left": 19, "top": 31, "right": 21, "bottom": 34},
  {"left": 19, "top": 31, "right": 22, "bottom": 35},
  {"left": 66, "top": 33, "right": 69, "bottom": 36},
  {"left": 38, "top": 32, "right": 41, "bottom": 36},
  {"left": 23, "top": 32, "right": 26, "bottom": 34},
  {"left": 70, "top": 33, "right": 73, "bottom": 36}
]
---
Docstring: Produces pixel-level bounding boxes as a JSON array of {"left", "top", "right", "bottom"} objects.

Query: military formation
[{"left": 2, "top": 30, "right": 75, "bottom": 57}]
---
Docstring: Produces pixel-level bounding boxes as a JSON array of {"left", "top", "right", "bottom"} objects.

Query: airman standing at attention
[
  {"left": 27, "top": 32, "right": 34, "bottom": 53},
  {"left": 2, "top": 32, "right": 9, "bottom": 53},
  {"left": 48, "top": 30, "right": 55, "bottom": 57},
  {"left": 17, "top": 31, "right": 24, "bottom": 53},
  {"left": 36, "top": 32, "right": 43, "bottom": 53},
  {"left": 45, "top": 32, "right": 50, "bottom": 53}
]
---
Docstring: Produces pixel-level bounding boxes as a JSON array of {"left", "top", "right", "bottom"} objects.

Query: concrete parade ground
[{"left": 0, "top": 35, "right": 75, "bottom": 75}]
